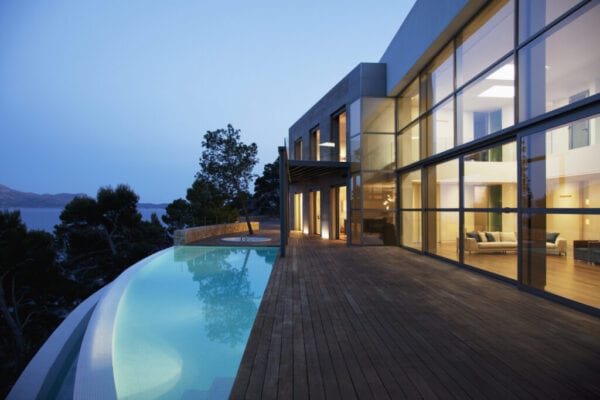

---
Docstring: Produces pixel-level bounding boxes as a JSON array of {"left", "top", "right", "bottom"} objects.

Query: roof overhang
[{"left": 288, "top": 160, "right": 350, "bottom": 184}]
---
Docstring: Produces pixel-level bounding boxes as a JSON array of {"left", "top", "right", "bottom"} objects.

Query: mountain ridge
[{"left": 0, "top": 184, "right": 166, "bottom": 208}]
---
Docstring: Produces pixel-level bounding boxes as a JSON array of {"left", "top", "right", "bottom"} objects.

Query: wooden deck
[{"left": 231, "top": 232, "right": 600, "bottom": 399}]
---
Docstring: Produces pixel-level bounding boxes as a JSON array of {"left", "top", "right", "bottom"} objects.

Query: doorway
[
  {"left": 309, "top": 191, "right": 321, "bottom": 235},
  {"left": 330, "top": 186, "right": 347, "bottom": 240},
  {"left": 293, "top": 193, "right": 303, "bottom": 232}
]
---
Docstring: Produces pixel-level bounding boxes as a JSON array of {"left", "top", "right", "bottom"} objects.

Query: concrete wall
[
  {"left": 289, "top": 63, "right": 387, "bottom": 158},
  {"left": 380, "top": 0, "right": 487, "bottom": 96},
  {"left": 174, "top": 222, "right": 260, "bottom": 245}
]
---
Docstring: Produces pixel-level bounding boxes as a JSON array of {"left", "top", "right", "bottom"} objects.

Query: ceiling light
[
  {"left": 320, "top": 142, "right": 335, "bottom": 147},
  {"left": 478, "top": 85, "right": 514, "bottom": 98},
  {"left": 486, "top": 64, "right": 514, "bottom": 81}
]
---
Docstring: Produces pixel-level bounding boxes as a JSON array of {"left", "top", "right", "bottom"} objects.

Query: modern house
[{"left": 282, "top": 0, "right": 600, "bottom": 313}]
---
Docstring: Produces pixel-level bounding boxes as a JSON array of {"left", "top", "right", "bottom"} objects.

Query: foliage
[
  {"left": 162, "top": 198, "right": 194, "bottom": 234},
  {"left": 55, "top": 184, "right": 170, "bottom": 293},
  {"left": 0, "top": 210, "right": 74, "bottom": 397},
  {"left": 198, "top": 124, "right": 258, "bottom": 233},
  {"left": 252, "top": 157, "right": 279, "bottom": 216}
]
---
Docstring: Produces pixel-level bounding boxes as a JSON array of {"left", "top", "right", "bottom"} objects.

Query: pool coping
[{"left": 73, "top": 247, "right": 171, "bottom": 400}]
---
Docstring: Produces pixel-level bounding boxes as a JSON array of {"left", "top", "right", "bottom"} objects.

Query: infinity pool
[{"left": 112, "top": 246, "right": 276, "bottom": 399}]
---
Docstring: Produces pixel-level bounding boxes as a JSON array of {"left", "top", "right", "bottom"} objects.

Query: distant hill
[{"left": 0, "top": 185, "right": 166, "bottom": 209}]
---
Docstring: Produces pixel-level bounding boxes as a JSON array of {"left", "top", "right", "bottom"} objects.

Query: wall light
[
  {"left": 320, "top": 142, "right": 335, "bottom": 147},
  {"left": 486, "top": 63, "right": 514, "bottom": 81}
]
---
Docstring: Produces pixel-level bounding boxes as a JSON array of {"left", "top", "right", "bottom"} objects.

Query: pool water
[{"left": 112, "top": 246, "right": 277, "bottom": 399}]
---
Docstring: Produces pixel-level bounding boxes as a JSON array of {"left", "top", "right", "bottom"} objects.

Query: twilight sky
[{"left": 0, "top": 0, "right": 415, "bottom": 204}]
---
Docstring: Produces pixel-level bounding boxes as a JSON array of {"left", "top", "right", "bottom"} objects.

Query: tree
[
  {"left": 252, "top": 157, "right": 279, "bottom": 216},
  {"left": 162, "top": 198, "right": 193, "bottom": 234},
  {"left": 55, "top": 184, "right": 169, "bottom": 292},
  {"left": 0, "top": 211, "right": 72, "bottom": 395},
  {"left": 198, "top": 124, "right": 258, "bottom": 234}
]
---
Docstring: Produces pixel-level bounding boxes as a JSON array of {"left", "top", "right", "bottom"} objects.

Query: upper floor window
[
  {"left": 421, "top": 42, "right": 454, "bottom": 111},
  {"left": 309, "top": 128, "right": 320, "bottom": 161},
  {"left": 294, "top": 139, "right": 302, "bottom": 160},
  {"left": 519, "top": 0, "right": 583, "bottom": 44},
  {"left": 456, "top": 0, "right": 514, "bottom": 88},
  {"left": 332, "top": 111, "right": 347, "bottom": 162},
  {"left": 397, "top": 78, "right": 420, "bottom": 131}
]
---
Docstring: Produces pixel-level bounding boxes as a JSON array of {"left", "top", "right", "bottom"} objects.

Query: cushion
[
  {"left": 500, "top": 232, "right": 517, "bottom": 242},
  {"left": 466, "top": 231, "right": 481, "bottom": 242},
  {"left": 485, "top": 232, "right": 496, "bottom": 242},
  {"left": 546, "top": 232, "right": 560, "bottom": 243},
  {"left": 478, "top": 231, "right": 488, "bottom": 242}
]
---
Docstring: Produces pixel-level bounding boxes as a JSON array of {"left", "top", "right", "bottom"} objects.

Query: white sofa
[{"left": 462, "top": 231, "right": 566, "bottom": 255}]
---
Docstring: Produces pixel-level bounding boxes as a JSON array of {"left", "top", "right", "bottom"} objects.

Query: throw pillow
[
  {"left": 546, "top": 232, "right": 560, "bottom": 243},
  {"left": 466, "top": 231, "right": 481, "bottom": 242},
  {"left": 485, "top": 232, "right": 496, "bottom": 242},
  {"left": 478, "top": 231, "right": 488, "bottom": 242}
]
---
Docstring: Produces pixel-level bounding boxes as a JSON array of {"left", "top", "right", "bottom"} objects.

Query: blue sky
[{"left": 0, "top": 0, "right": 415, "bottom": 203}]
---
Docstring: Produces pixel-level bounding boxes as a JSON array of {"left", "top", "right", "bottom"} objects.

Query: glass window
[
  {"left": 362, "top": 134, "right": 395, "bottom": 170},
  {"left": 456, "top": 0, "right": 514, "bottom": 87},
  {"left": 293, "top": 139, "right": 302, "bottom": 160},
  {"left": 522, "top": 213, "right": 600, "bottom": 309},
  {"left": 350, "top": 135, "right": 361, "bottom": 172},
  {"left": 362, "top": 98, "right": 395, "bottom": 133},
  {"left": 519, "top": 0, "right": 582, "bottom": 43},
  {"left": 397, "top": 122, "right": 420, "bottom": 168},
  {"left": 401, "top": 170, "right": 421, "bottom": 209},
  {"left": 464, "top": 142, "right": 517, "bottom": 208},
  {"left": 427, "top": 159, "right": 459, "bottom": 209},
  {"left": 425, "top": 98, "right": 454, "bottom": 156},
  {"left": 421, "top": 43, "right": 454, "bottom": 110},
  {"left": 522, "top": 115, "right": 600, "bottom": 209},
  {"left": 397, "top": 78, "right": 420, "bottom": 130},
  {"left": 309, "top": 128, "right": 320, "bottom": 161},
  {"left": 518, "top": 3, "right": 600, "bottom": 121},
  {"left": 363, "top": 172, "right": 395, "bottom": 210},
  {"left": 426, "top": 211, "right": 459, "bottom": 262},
  {"left": 401, "top": 211, "right": 422, "bottom": 250},
  {"left": 363, "top": 210, "right": 396, "bottom": 245},
  {"left": 457, "top": 57, "right": 515, "bottom": 145},
  {"left": 464, "top": 211, "right": 517, "bottom": 279},
  {"left": 351, "top": 209, "right": 362, "bottom": 245},
  {"left": 332, "top": 111, "right": 347, "bottom": 162},
  {"left": 351, "top": 174, "right": 361, "bottom": 209},
  {"left": 349, "top": 99, "right": 361, "bottom": 137}
]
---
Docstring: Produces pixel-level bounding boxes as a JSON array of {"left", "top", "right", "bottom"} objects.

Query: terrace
[{"left": 232, "top": 231, "right": 600, "bottom": 399}]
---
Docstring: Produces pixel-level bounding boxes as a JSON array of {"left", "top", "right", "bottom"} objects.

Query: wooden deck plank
[{"left": 231, "top": 233, "right": 600, "bottom": 399}]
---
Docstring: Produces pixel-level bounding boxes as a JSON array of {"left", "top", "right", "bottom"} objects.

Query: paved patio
[{"left": 231, "top": 232, "right": 600, "bottom": 399}]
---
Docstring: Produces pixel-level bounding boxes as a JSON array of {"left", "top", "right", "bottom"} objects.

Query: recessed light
[{"left": 478, "top": 85, "right": 514, "bottom": 98}]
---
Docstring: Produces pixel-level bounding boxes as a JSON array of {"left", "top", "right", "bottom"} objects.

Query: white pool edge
[
  {"left": 73, "top": 247, "right": 172, "bottom": 400},
  {"left": 7, "top": 286, "right": 108, "bottom": 400}
]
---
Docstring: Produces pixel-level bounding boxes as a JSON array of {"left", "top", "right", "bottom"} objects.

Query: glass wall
[
  {"left": 362, "top": 134, "right": 395, "bottom": 170},
  {"left": 457, "top": 56, "right": 515, "bottom": 144},
  {"left": 425, "top": 98, "right": 454, "bottom": 155},
  {"left": 521, "top": 114, "right": 600, "bottom": 308},
  {"left": 456, "top": 0, "right": 514, "bottom": 87},
  {"left": 421, "top": 42, "right": 454, "bottom": 110},
  {"left": 400, "top": 170, "right": 422, "bottom": 250},
  {"left": 397, "top": 122, "right": 420, "bottom": 168},
  {"left": 397, "top": 78, "right": 420, "bottom": 130},
  {"left": 518, "top": 2, "right": 600, "bottom": 121},
  {"left": 519, "top": 0, "right": 583, "bottom": 43}
]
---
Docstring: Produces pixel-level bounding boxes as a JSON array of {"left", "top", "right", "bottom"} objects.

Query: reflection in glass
[
  {"left": 401, "top": 210, "right": 422, "bottom": 250},
  {"left": 522, "top": 116, "right": 600, "bottom": 209},
  {"left": 350, "top": 134, "right": 361, "bottom": 172},
  {"left": 397, "top": 122, "right": 420, "bottom": 168},
  {"left": 522, "top": 213, "right": 600, "bottom": 309},
  {"left": 426, "top": 211, "right": 459, "bottom": 261},
  {"left": 519, "top": 0, "right": 582, "bottom": 43},
  {"left": 425, "top": 98, "right": 454, "bottom": 156},
  {"left": 464, "top": 142, "right": 517, "bottom": 208},
  {"left": 362, "top": 134, "right": 395, "bottom": 170},
  {"left": 518, "top": 3, "right": 600, "bottom": 121},
  {"left": 351, "top": 209, "right": 362, "bottom": 245},
  {"left": 397, "top": 78, "right": 420, "bottom": 130},
  {"left": 463, "top": 211, "right": 517, "bottom": 279},
  {"left": 351, "top": 174, "right": 361, "bottom": 209},
  {"left": 349, "top": 99, "right": 361, "bottom": 136},
  {"left": 456, "top": 0, "right": 514, "bottom": 87},
  {"left": 421, "top": 43, "right": 454, "bottom": 110},
  {"left": 401, "top": 169, "right": 421, "bottom": 209},
  {"left": 363, "top": 210, "right": 396, "bottom": 245},
  {"left": 362, "top": 98, "right": 395, "bottom": 132},
  {"left": 457, "top": 57, "right": 515, "bottom": 145},
  {"left": 363, "top": 172, "right": 395, "bottom": 210}
]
